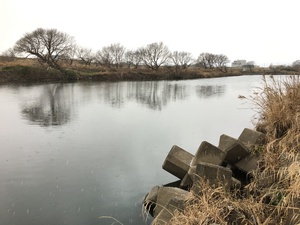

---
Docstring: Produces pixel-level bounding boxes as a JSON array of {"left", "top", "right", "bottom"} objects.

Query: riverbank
[
  {"left": 166, "top": 75, "right": 300, "bottom": 225},
  {"left": 0, "top": 65, "right": 246, "bottom": 84},
  {"left": 1, "top": 58, "right": 298, "bottom": 84}
]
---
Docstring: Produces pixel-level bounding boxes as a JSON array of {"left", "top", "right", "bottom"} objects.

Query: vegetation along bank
[{"left": 1, "top": 28, "right": 300, "bottom": 84}]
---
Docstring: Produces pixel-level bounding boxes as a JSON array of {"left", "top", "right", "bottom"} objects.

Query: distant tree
[
  {"left": 243, "top": 61, "right": 255, "bottom": 71},
  {"left": 140, "top": 42, "right": 170, "bottom": 70},
  {"left": 196, "top": 53, "right": 216, "bottom": 69},
  {"left": 195, "top": 53, "right": 208, "bottom": 68},
  {"left": 14, "top": 28, "right": 75, "bottom": 73},
  {"left": 214, "top": 54, "right": 230, "bottom": 72},
  {"left": 95, "top": 43, "right": 125, "bottom": 68},
  {"left": 206, "top": 53, "right": 217, "bottom": 69},
  {"left": 125, "top": 49, "right": 143, "bottom": 69},
  {"left": 61, "top": 44, "right": 77, "bottom": 65},
  {"left": 170, "top": 51, "right": 194, "bottom": 70},
  {"left": 292, "top": 60, "right": 300, "bottom": 69},
  {"left": 109, "top": 43, "right": 126, "bottom": 68},
  {"left": 0, "top": 48, "right": 16, "bottom": 62},
  {"left": 95, "top": 47, "right": 114, "bottom": 68},
  {"left": 76, "top": 47, "right": 94, "bottom": 66}
]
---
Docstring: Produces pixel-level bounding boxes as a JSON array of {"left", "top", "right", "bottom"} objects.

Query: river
[{"left": 0, "top": 75, "right": 264, "bottom": 225}]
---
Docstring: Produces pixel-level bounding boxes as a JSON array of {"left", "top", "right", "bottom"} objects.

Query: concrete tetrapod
[
  {"left": 145, "top": 128, "right": 268, "bottom": 224},
  {"left": 192, "top": 141, "right": 227, "bottom": 166},
  {"left": 153, "top": 187, "right": 190, "bottom": 218},
  {"left": 238, "top": 128, "right": 266, "bottom": 149},
  {"left": 151, "top": 197, "right": 186, "bottom": 225},
  {"left": 162, "top": 145, "right": 194, "bottom": 179},
  {"left": 218, "top": 134, "right": 250, "bottom": 165},
  {"left": 191, "top": 162, "right": 233, "bottom": 194},
  {"left": 180, "top": 141, "right": 226, "bottom": 188},
  {"left": 143, "top": 186, "right": 160, "bottom": 216}
]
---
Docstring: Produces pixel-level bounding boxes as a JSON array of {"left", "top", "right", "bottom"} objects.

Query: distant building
[{"left": 231, "top": 60, "right": 246, "bottom": 67}]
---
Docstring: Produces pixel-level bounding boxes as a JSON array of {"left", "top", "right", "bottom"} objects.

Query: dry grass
[
  {"left": 0, "top": 58, "right": 265, "bottom": 76},
  {"left": 170, "top": 75, "right": 300, "bottom": 225},
  {"left": 0, "top": 58, "right": 38, "bottom": 68}
]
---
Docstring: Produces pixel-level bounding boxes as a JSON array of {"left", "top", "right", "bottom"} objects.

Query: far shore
[{"left": 0, "top": 58, "right": 299, "bottom": 84}]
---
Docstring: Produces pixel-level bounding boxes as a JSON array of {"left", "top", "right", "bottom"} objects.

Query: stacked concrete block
[
  {"left": 153, "top": 187, "right": 190, "bottom": 217},
  {"left": 152, "top": 196, "right": 187, "bottom": 225},
  {"left": 218, "top": 134, "right": 250, "bottom": 165},
  {"left": 234, "top": 154, "right": 261, "bottom": 174},
  {"left": 145, "top": 128, "right": 266, "bottom": 225},
  {"left": 193, "top": 141, "right": 227, "bottom": 166},
  {"left": 224, "top": 142, "right": 250, "bottom": 165},
  {"left": 192, "top": 141, "right": 226, "bottom": 166},
  {"left": 218, "top": 134, "right": 238, "bottom": 151},
  {"left": 238, "top": 128, "right": 266, "bottom": 148},
  {"left": 191, "top": 162, "right": 233, "bottom": 194},
  {"left": 180, "top": 141, "right": 226, "bottom": 188},
  {"left": 235, "top": 128, "right": 265, "bottom": 174},
  {"left": 162, "top": 145, "right": 194, "bottom": 179},
  {"left": 144, "top": 186, "right": 189, "bottom": 224},
  {"left": 180, "top": 166, "right": 196, "bottom": 189},
  {"left": 143, "top": 186, "right": 160, "bottom": 216},
  {"left": 152, "top": 198, "right": 186, "bottom": 225}
]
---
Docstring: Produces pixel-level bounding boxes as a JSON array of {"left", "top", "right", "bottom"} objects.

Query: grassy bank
[
  {"left": 1, "top": 58, "right": 298, "bottom": 84},
  {"left": 167, "top": 75, "right": 300, "bottom": 225}
]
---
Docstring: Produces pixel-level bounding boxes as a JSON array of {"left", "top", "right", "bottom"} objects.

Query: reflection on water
[
  {"left": 21, "top": 84, "right": 73, "bottom": 126},
  {"left": 81, "top": 81, "right": 190, "bottom": 110},
  {"left": 100, "top": 81, "right": 222, "bottom": 110},
  {"left": 0, "top": 76, "right": 263, "bottom": 225},
  {"left": 196, "top": 85, "right": 225, "bottom": 98},
  {"left": 20, "top": 81, "right": 225, "bottom": 127},
  {"left": 125, "top": 82, "right": 188, "bottom": 110}
]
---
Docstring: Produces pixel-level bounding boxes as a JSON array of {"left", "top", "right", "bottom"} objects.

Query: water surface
[{"left": 0, "top": 75, "right": 264, "bottom": 225}]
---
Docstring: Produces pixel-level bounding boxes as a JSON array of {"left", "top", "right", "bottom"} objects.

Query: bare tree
[
  {"left": 76, "top": 47, "right": 94, "bottom": 66},
  {"left": 125, "top": 49, "right": 143, "bottom": 69},
  {"left": 195, "top": 53, "right": 207, "bottom": 68},
  {"left": 109, "top": 43, "right": 126, "bottom": 68},
  {"left": 170, "top": 51, "right": 194, "bottom": 70},
  {"left": 95, "top": 47, "right": 114, "bottom": 68},
  {"left": 292, "top": 60, "right": 300, "bottom": 70},
  {"left": 95, "top": 43, "right": 125, "bottom": 68},
  {"left": 14, "top": 28, "right": 75, "bottom": 73},
  {"left": 62, "top": 44, "right": 77, "bottom": 65},
  {"left": 243, "top": 61, "right": 255, "bottom": 71},
  {"left": 207, "top": 53, "right": 217, "bottom": 68},
  {"left": 196, "top": 53, "right": 216, "bottom": 69},
  {"left": 0, "top": 48, "right": 16, "bottom": 62},
  {"left": 196, "top": 53, "right": 229, "bottom": 70},
  {"left": 214, "top": 54, "right": 230, "bottom": 72},
  {"left": 140, "top": 42, "right": 170, "bottom": 70}
]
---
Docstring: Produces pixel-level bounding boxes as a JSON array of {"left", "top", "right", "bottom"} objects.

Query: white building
[{"left": 231, "top": 60, "right": 246, "bottom": 67}]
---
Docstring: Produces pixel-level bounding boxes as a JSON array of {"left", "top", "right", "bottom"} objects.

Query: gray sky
[{"left": 1, "top": 0, "right": 299, "bottom": 66}]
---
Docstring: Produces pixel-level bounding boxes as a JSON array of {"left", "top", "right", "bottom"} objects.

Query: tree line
[{"left": 2, "top": 28, "right": 231, "bottom": 74}]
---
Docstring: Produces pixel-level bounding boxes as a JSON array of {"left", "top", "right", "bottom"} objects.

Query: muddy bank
[
  {"left": 0, "top": 65, "right": 255, "bottom": 84},
  {"left": 1, "top": 64, "right": 297, "bottom": 84}
]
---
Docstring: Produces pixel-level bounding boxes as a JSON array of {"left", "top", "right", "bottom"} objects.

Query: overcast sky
[{"left": 1, "top": 0, "right": 299, "bottom": 66}]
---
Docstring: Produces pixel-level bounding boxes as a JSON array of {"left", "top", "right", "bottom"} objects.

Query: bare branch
[
  {"left": 76, "top": 47, "right": 94, "bottom": 66},
  {"left": 170, "top": 51, "right": 194, "bottom": 70},
  {"left": 14, "top": 28, "right": 75, "bottom": 72},
  {"left": 140, "top": 42, "right": 170, "bottom": 70}
]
